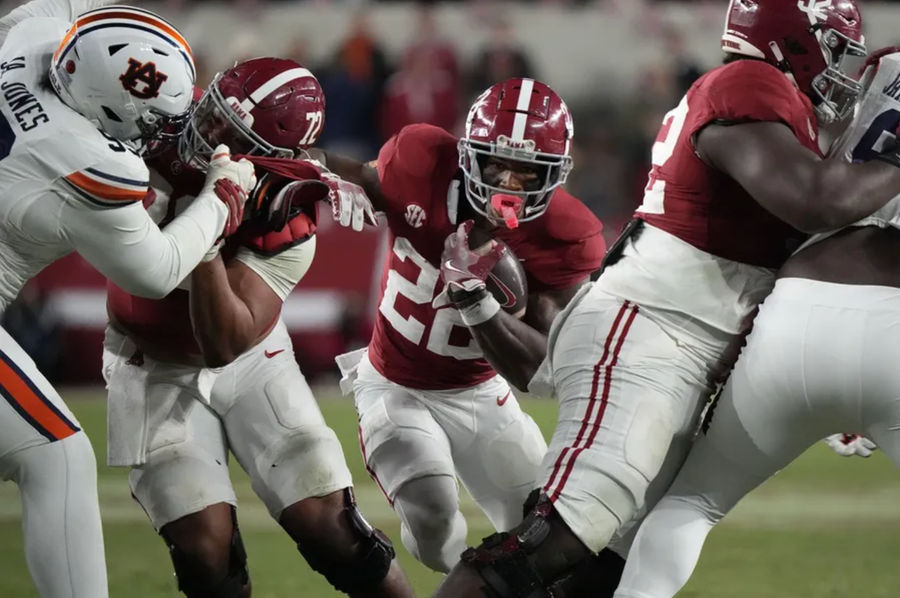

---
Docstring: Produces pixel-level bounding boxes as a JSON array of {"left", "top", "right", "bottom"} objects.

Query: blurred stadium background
[{"left": 1, "top": 0, "right": 900, "bottom": 596}]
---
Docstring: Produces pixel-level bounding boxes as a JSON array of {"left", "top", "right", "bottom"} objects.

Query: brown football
[{"left": 468, "top": 226, "right": 528, "bottom": 318}]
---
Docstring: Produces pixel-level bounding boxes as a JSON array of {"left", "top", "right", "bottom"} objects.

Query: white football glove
[
  {"left": 824, "top": 433, "right": 877, "bottom": 458},
  {"left": 202, "top": 144, "right": 257, "bottom": 235},
  {"left": 204, "top": 144, "right": 257, "bottom": 194},
  {"left": 321, "top": 171, "right": 376, "bottom": 232}
]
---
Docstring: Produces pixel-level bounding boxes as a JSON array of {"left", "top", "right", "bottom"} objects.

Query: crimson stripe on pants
[
  {"left": 543, "top": 300, "right": 631, "bottom": 496},
  {"left": 357, "top": 424, "right": 393, "bottom": 506},
  {"left": 549, "top": 304, "right": 639, "bottom": 501}
]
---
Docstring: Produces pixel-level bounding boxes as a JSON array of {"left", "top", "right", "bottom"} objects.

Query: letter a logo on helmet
[{"left": 119, "top": 58, "right": 168, "bottom": 99}]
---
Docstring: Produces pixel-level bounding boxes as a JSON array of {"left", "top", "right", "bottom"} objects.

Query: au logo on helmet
[{"left": 119, "top": 58, "right": 168, "bottom": 100}]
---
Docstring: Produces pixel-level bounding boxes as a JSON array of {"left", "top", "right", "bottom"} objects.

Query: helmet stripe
[
  {"left": 76, "top": 9, "right": 192, "bottom": 58},
  {"left": 55, "top": 22, "right": 195, "bottom": 81},
  {"left": 510, "top": 78, "right": 534, "bottom": 141},
  {"left": 237, "top": 67, "right": 315, "bottom": 114},
  {"left": 54, "top": 8, "right": 193, "bottom": 65}
]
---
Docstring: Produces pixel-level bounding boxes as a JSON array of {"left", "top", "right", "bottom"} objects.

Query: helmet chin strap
[
  {"left": 490, "top": 193, "right": 522, "bottom": 229},
  {"left": 769, "top": 41, "right": 799, "bottom": 88}
]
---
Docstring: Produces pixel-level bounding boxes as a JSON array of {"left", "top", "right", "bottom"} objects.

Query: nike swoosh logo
[
  {"left": 497, "top": 391, "right": 511, "bottom": 406},
  {"left": 487, "top": 273, "right": 517, "bottom": 308},
  {"left": 264, "top": 349, "right": 285, "bottom": 359},
  {"left": 443, "top": 260, "right": 468, "bottom": 275}
]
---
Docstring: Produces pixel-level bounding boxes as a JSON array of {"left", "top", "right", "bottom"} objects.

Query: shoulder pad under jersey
[
  {"left": 698, "top": 60, "right": 814, "bottom": 131},
  {"left": 235, "top": 210, "right": 317, "bottom": 257},
  {"left": 377, "top": 123, "right": 458, "bottom": 184}
]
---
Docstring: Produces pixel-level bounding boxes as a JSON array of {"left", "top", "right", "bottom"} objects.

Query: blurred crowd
[
  {"left": 0, "top": 0, "right": 713, "bottom": 382},
  {"left": 176, "top": 1, "right": 706, "bottom": 242}
]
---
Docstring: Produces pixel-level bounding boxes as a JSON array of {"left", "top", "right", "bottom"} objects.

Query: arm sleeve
[
  {"left": 234, "top": 236, "right": 316, "bottom": 300},
  {"left": 60, "top": 187, "right": 228, "bottom": 299},
  {"left": 0, "top": 0, "right": 115, "bottom": 45}
]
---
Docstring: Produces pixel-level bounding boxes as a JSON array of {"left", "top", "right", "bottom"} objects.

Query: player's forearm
[
  {"left": 68, "top": 196, "right": 224, "bottom": 299},
  {"left": 313, "top": 149, "right": 386, "bottom": 212},
  {"left": 470, "top": 312, "right": 547, "bottom": 392},
  {"left": 189, "top": 257, "right": 258, "bottom": 367},
  {"left": 805, "top": 159, "right": 900, "bottom": 232}
]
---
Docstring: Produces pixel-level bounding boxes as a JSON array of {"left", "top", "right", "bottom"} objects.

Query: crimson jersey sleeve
[
  {"left": 688, "top": 60, "right": 818, "bottom": 150},
  {"left": 376, "top": 124, "right": 460, "bottom": 215},
  {"left": 505, "top": 189, "right": 606, "bottom": 292}
]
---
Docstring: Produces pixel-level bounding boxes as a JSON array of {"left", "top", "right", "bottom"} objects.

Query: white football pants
[
  {"left": 0, "top": 325, "right": 106, "bottom": 598},
  {"left": 536, "top": 284, "right": 736, "bottom": 555},
  {"left": 614, "top": 278, "right": 900, "bottom": 598},
  {"left": 351, "top": 350, "right": 547, "bottom": 572}
]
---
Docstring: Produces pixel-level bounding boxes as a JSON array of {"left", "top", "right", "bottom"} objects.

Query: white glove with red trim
[
  {"left": 824, "top": 433, "right": 877, "bottom": 458},
  {"left": 320, "top": 171, "right": 376, "bottom": 232}
]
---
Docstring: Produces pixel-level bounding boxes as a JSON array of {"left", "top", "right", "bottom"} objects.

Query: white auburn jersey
[
  {"left": 825, "top": 51, "right": 900, "bottom": 232},
  {"left": 0, "top": 14, "right": 224, "bottom": 312}
]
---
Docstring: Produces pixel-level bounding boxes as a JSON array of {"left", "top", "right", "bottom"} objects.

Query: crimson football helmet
[
  {"left": 722, "top": 0, "right": 866, "bottom": 124},
  {"left": 458, "top": 78, "right": 574, "bottom": 224},
  {"left": 180, "top": 57, "right": 325, "bottom": 168}
]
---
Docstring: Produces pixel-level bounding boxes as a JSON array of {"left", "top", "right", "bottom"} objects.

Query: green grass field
[{"left": 1, "top": 387, "right": 899, "bottom": 597}]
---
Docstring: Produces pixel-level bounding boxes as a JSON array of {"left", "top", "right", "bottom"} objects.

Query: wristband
[{"left": 457, "top": 289, "right": 501, "bottom": 326}]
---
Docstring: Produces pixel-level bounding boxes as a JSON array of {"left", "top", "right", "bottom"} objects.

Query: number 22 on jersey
[
  {"left": 379, "top": 237, "right": 483, "bottom": 360},
  {"left": 640, "top": 95, "right": 689, "bottom": 215}
]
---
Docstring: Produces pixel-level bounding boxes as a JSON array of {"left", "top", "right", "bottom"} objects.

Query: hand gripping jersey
[
  {"left": 367, "top": 124, "right": 605, "bottom": 390},
  {"left": 601, "top": 59, "right": 821, "bottom": 335},
  {"left": 106, "top": 144, "right": 317, "bottom": 362}
]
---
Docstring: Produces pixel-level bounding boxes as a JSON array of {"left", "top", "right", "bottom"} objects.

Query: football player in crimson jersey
[
  {"left": 316, "top": 78, "right": 606, "bottom": 575},
  {"left": 434, "top": 1, "right": 900, "bottom": 597},
  {"left": 103, "top": 58, "right": 415, "bottom": 598},
  {"left": 612, "top": 47, "right": 900, "bottom": 598}
]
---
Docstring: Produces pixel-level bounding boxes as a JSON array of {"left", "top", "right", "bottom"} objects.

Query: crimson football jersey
[
  {"left": 106, "top": 145, "right": 315, "bottom": 362},
  {"left": 367, "top": 124, "right": 605, "bottom": 390},
  {"left": 636, "top": 59, "right": 820, "bottom": 267}
]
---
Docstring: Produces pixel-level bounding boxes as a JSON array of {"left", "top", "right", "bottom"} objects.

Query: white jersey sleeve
[
  {"left": 234, "top": 237, "right": 316, "bottom": 300},
  {"left": 59, "top": 187, "right": 228, "bottom": 299},
  {"left": 0, "top": 0, "right": 115, "bottom": 46}
]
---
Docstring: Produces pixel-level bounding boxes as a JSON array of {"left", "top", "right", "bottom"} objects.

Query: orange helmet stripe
[{"left": 54, "top": 9, "right": 193, "bottom": 64}]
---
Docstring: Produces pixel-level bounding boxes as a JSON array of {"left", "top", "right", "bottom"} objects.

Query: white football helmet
[{"left": 49, "top": 5, "right": 196, "bottom": 153}]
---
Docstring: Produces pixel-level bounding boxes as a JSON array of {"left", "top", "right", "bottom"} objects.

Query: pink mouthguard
[{"left": 490, "top": 194, "right": 523, "bottom": 229}]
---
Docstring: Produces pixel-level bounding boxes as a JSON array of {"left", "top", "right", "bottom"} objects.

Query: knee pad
[
  {"left": 297, "top": 487, "right": 395, "bottom": 595},
  {"left": 461, "top": 494, "right": 591, "bottom": 598},
  {"left": 165, "top": 510, "right": 249, "bottom": 598}
]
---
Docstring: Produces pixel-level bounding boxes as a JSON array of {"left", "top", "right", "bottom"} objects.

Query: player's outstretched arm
[
  {"left": 188, "top": 257, "right": 285, "bottom": 367},
  {"left": 309, "top": 149, "right": 386, "bottom": 213},
  {"left": 469, "top": 284, "right": 585, "bottom": 392},
  {"left": 696, "top": 121, "right": 900, "bottom": 233},
  {"left": 64, "top": 199, "right": 226, "bottom": 299},
  {"left": 65, "top": 146, "right": 254, "bottom": 299}
]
